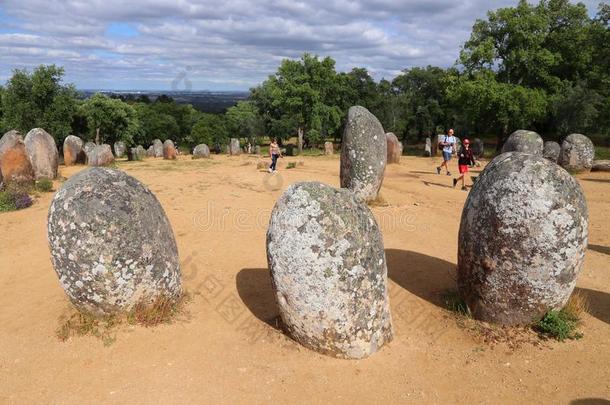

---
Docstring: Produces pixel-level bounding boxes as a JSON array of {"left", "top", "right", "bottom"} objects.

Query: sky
[{"left": 0, "top": 0, "right": 604, "bottom": 91}]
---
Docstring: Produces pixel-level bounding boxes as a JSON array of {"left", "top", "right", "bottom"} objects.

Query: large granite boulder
[
  {"left": 88, "top": 144, "right": 114, "bottom": 167},
  {"left": 47, "top": 168, "right": 182, "bottom": 315},
  {"left": 63, "top": 135, "right": 86, "bottom": 166},
  {"left": 163, "top": 140, "right": 177, "bottom": 160},
  {"left": 114, "top": 141, "right": 126, "bottom": 158},
  {"left": 0, "top": 130, "right": 35, "bottom": 185},
  {"left": 340, "top": 106, "right": 387, "bottom": 202},
  {"left": 152, "top": 139, "right": 164, "bottom": 157},
  {"left": 229, "top": 138, "right": 241, "bottom": 156},
  {"left": 559, "top": 133, "right": 594, "bottom": 173},
  {"left": 24, "top": 128, "right": 58, "bottom": 180},
  {"left": 458, "top": 152, "right": 588, "bottom": 326},
  {"left": 324, "top": 141, "right": 334, "bottom": 156},
  {"left": 471, "top": 138, "right": 484, "bottom": 159},
  {"left": 501, "top": 130, "right": 543, "bottom": 155},
  {"left": 591, "top": 160, "right": 610, "bottom": 172},
  {"left": 192, "top": 144, "right": 210, "bottom": 159},
  {"left": 267, "top": 182, "right": 393, "bottom": 358},
  {"left": 543, "top": 141, "right": 561, "bottom": 163},
  {"left": 386, "top": 132, "right": 401, "bottom": 164}
]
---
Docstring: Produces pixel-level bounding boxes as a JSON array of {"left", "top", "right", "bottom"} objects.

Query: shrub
[
  {"left": 534, "top": 292, "right": 587, "bottom": 341},
  {"left": 286, "top": 162, "right": 297, "bottom": 169},
  {"left": 0, "top": 184, "right": 33, "bottom": 212},
  {"left": 36, "top": 178, "right": 53, "bottom": 192}
]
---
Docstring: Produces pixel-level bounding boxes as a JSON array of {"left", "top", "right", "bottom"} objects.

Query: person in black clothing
[{"left": 453, "top": 139, "right": 476, "bottom": 191}]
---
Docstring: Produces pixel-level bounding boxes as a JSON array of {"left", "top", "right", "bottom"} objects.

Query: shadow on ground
[
  {"left": 422, "top": 180, "right": 453, "bottom": 189},
  {"left": 236, "top": 268, "right": 279, "bottom": 327},
  {"left": 575, "top": 287, "right": 610, "bottom": 326},
  {"left": 385, "top": 249, "right": 457, "bottom": 308},
  {"left": 582, "top": 178, "right": 610, "bottom": 184},
  {"left": 570, "top": 398, "right": 610, "bottom": 405},
  {"left": 588, "top": 244, "right": 610, "bottom": 256}
]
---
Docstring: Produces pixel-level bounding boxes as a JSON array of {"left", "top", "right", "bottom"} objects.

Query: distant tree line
[{"left": 0, "top": 0, "right": 608, "bottom": 152}]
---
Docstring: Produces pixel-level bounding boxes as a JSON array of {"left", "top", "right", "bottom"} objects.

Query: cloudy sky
[{"left": 0, "top": 0, "right": 604, "bottom": 90}]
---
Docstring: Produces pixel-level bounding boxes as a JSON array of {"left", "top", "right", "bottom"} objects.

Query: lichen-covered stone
[
  {"left": 152, "top": 139, "right": 163, "bottom": 157},
  {"left": 0, "top": 130, "right": 35, "bottom": 185},
  {"left": 267, "top": 181, "right": 393, "bottom": 359},
  {"left": 591, "top": 160, "right": 610, "bottom": 172},
  {"left": 88, "top": 144, "right": 114, "bottom": 167},
  {"left": 340, "top": 106, "right": 386, "bottom": 202},
  {"left": 63, "top": 135, "right": 86, "bottom": 166},
  {"left": 386, "top": 132, "right": 401, "bottom": 164},
  {"left": 24, "top": 128, "right": 59, "bottom": 180},
  {"left": 543, "top": 141, "right": 561, "bottom": 163},
  {"left": 229, "top": 138, "right": 241, "bottom": 156},
  {"left": 83, "top": 142, "right": 96, "bottom": 164},
  {"left": 114, "top": 141, "right": 126, "bottom": 158},
  {"left": 559, "top": 133, "right": 594, "bottom": 173},
  {"left": 471, "top": 138, "right": 484, "bottom": 159},
  {"left": 146, "top": 145, "right": 155, "bottom": 157},
  {"left": 128, "top": 146, "right": 145, "bottom": 161},
  {"left": 254, "top": 145, "right": 261, "bottom": 155},
  {"left": 424, "top": 137, "right": 432, "bottom": 157},
  {"left": 163, "top": 140, "right": 177, "bottom": 160},
  {"left": 47, "top": 167, "right": 182, "bottom": 315},
  {"left": 192, "top": 144, "right": 210, "bottom": 159},
  {"left": 324, "top": 141, "right": 333, "bottom": 156},
  {"left": 501, "top": 130, "right": 543, "bottom": 155},
  {"left": 458, "top": 152, "right": 588, "bottom": 326}
]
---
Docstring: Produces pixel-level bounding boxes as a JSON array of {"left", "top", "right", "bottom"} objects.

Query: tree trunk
[
  {"left": 95, "top": 128, "right": 100, "bottom": 145},
  {"left": 297, "top": 127, "right": 304, "bottom": 155}
]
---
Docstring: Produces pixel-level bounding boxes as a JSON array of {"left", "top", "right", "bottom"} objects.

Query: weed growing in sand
[
  {"left": 286, "top": 162, "right": 297, "bottom": 169},
  {"left": 367, "top": 194, "right": 389, "bottom": 207},
  {"left": 56, "top": 293, "right": 191, "bottom": 345},
  {"left": 441, "top": 289, "right": 471, "bottom": 317},
  {"left": 535, "top": 291, "right": 587, "bottom": 341},
  {"left": 35, "top": 178, "right": 53, "bottom": 192}
]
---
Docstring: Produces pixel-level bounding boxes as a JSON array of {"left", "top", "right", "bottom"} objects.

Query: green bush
[
  {"left": 535, "top": 309, "right": 582, "bottom": 341},
  {"left": 0, "top": 184, "right": 33, "bottom": 212},
  {"left": 36, "top": 178, "right": 53, "bottom": 192},
  {"left": 0, "top": 191, "right": 17, "bottom": 212},
  {"left": 286, "top": 162, "right": 297, "bottom": 169}
]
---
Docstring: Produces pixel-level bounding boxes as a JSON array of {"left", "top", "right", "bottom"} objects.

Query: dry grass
[
  {"left": 367, "top": 193, "right": 389, "bottom": 207},
  {"left": 56, "top": 292, "right": 191, "bottom": 345},
  {"left": 563, "top": 289, "right": 589, "bottom": 319}
]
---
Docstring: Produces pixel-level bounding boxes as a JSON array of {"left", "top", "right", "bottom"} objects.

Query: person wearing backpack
[
  {"left": 453, "top": 138, "right": 476, "bottom": 191},
  {"left": 436, "top": 128, "right": 456, "bottom": 175}
]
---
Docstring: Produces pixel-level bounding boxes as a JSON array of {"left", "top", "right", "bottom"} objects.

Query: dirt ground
[{"left": 0, "top": 153, "right": 609, "bottom": 404}]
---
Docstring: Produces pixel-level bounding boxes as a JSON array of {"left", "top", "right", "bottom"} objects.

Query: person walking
[
  {"left": 436, "top": 128, "right": 456, "bottom": 176},
  {"left": 453, "top": 138, "right": 476, "bottom": 191},
  {"left": 268, "top": 138, "right": 282, "bottom": 173}
]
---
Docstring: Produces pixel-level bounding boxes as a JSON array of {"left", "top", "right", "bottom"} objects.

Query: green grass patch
[
  {"left": 594, "top": 146, "right": 610, "bottom": 160},
  {"left": 534, "top": 291, "right": 587, "bottom": 341},
  {"left": 35, "top": 178, "right": 53, "bottom": 192},
  {"left": 0, "top": 183, "right": 34, "bottom": 212},
  {"left": 286, "top": 162, "right": 297, "bottom": 169}
]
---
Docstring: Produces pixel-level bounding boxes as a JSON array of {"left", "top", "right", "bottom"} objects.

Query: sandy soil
[{"left": 0, "top": 153, "right": 609, "bottom": 404}]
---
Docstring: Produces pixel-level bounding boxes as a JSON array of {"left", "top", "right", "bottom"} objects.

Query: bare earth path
[{"left": 1, "top": 154, "right": 608, "bottom": 404}]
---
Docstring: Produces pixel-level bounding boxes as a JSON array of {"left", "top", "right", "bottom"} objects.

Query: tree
[
  {"left": 225, "top": 101, "right": 264, "bottom": 145},
  {"left": 81, "top": 93, "right": 139, "bottom": 145},
  {"left": 190, "top": 113, "right": 228, "bottom": 150}
]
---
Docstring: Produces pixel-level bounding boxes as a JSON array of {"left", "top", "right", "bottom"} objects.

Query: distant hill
[{"left": 78, "top": 90, "right": 250, "bottom": 113}]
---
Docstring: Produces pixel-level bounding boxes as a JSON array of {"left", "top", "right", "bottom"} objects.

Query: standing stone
[
  {"left": 128, "top": 147, "right": 145, "bottom": 161},
  {"left": 0, "top": 130, "right": 35, "bottom": 185},
  {"left": 559, "top": 133, "right": 594, "bottom": 173},
  {"left": 63, "top": 135, "right": 86, "bottom": 166},
  {"left": 340, "top": 106, "right": 386, "bottom": 202},
  {"left": 432, "top": 135, "right": 442, "bottom": 156},
  {"left": 88, "top": 144, "right": 114, "bottom": 167},
  {"left": 591, "top": 160, "right": 610, "bottom": 172},
  {"left": 471, "top": 138, "right": 484, "bottom": 159},
  {"left": 114, "top": 141, "right": 126, "bottom": 158},
  {"left": 267, "top": 182, "right": 393, "bottom": 358},
  {"left": 543, "top": 141, "right": 561, "bottom": 163},
  {"left": 47, "top": 168, "right": 182, "bottom": 315},
  {"left": 84, "top": 141, "right": 96, "bottom": 163},
  {"left": 163, "top": 140, "right": 177, "bottom": 160},
  {"left": 229, "top": 138, "right": 241, "bottom": 156},
  {"left": 324, "top": 141, "right": 334, "bottom": 156},
  {"left": 254, "top": 145, "right": 261, "bottom": 155},
  {"left": 458, "top": 152, "right": 588, "bottom": 326},
  {"left": 152, "top": 139, "right": 164, "bottom": 158},
  {"left": 146, "top": 145, "right": 155, "bottom": 157},
  {"left": 424, "top": 137, "right": 432, "bottom": 157},
  {"left": 386, "top": 132, "right": 401, "bottom": 164},
  {"left": 24, "top": 128, "right": 59, "bottom": 180},
  {"left": 192, "top": 144, "right": 210, "bottom": 159},
  {"left": 501, "top": 130, "right": 543, "bottom": 155}
]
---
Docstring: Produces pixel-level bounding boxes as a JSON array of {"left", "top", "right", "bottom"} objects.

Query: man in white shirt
[{"left": 436, "top": 128, "right": 456, "bottom": 176}]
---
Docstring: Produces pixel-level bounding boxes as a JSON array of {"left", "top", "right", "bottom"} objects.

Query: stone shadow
[
  {"left": 588, "top": 244, "right": 610, "bottom": 256},
  {"left": 575, "top": 287, "right": 610, "bottom": 326},
  {"left": 236, "top": 268, "right": 279, "bottom": 328},
  {"left": 385, "top": 249, "right": 457, "bottom": 308}
]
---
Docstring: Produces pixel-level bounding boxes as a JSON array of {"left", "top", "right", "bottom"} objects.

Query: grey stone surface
[
  {"left": 458, "top": 152, "right": 588, "bottom": 326},
  {"left": 84, "top": 142, "right": 96, "bottom": 162},
  {"left": 114, "top": 141, "right": 126, "bottom": 158},
  {"left": 88, "top": 144, "right": 114, "bottom": 167},
  {"left": 324, "top": 141, "right": 334, "bottom": 156},
  {"left": 591, "top": 160, "right": 610, "bottom": 172},
  {"left": 128, "top": 146, "right": 145, "bottom": 161},
  {"left": 424, "top": 137, "right": 432, "bottom": 157},
  {"left": 501, "top": 130, "right": 543, "bottom": 155},
  {"left": 267, "top": 181, "right": 393, "bottom": 359},
  {"left": 471, "top": 138, "right": 484, "bottom": 159},
  {"left": 24, "top": 128, "right": 59, "bottom": 180},
  {"left": 229, "top": 138, "right": 241, "bottom": 156},
  {"left": 559, "top": 133, "right": 594, "bottom": 173},
  {"left": 254, "top": 145, "right": 261, "bottom": 155},
  {"left": 386, "top": 132, "right": 401, "bottom": 164},
  {"left": 152, "top": 139, "right": 164, "bottom": 157},
  {"left": 63, "top": 135, "right": 85, "bottom": 166},
  {"left": 543, "top": 141, "right": 561, "bottom": 162},
  {"left": 163, "top": 140, "right": 177, "bottom": 160},
  {"left": 146, "top": 145, "right": 155, "bottom": 157},
  {"left": 47, "top": 167, "right": 182, "bottom": 315},
  {"left": 340, "top": 106, "right": 386, "bottom": 202},
  {"left": 0, "top": 130, "right": 35, "bottom": 185},
  {"left": 192, "top": 144, "right": 210, "bottom": 159}
]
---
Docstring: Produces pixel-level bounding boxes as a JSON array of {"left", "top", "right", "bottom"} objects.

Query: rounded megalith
[
  {"left": 424, "top": 137, "right": 432, "bottom": 157},
  {"left": 0, "top": 130, "right": 35, "bottom": 185},
  {"left": 340, "top": 106, "right": 387, "bottom": 202},
  {"left": 267, "top": 181, "right": 393, "bottom": 359},
  {"left": 163, "top": 140, "right": 177, "bottom": 160},
  {"left": 146, "top": 145, "right": 155, "bottom": 157},
  {"left": 88, "top": 144, "right": 114, "bottom": 167},
  {"left": 559, "top": 133, "right": 594, "bottom": 173},
  {"left": 128, "top": 146, "right": 145, "bottom": 161},
  {"left": 114, "top": 141, "right": 126, "bottom": 158},
  {"left": 324, "top": 141, "right": 334, "bottom": 156},
  {"left": 543, "top": 141, "right": 561, "bottom": 163},
  {"left": 24, "top": 128, "right": 59, "bottom": 180},
  {"left": 192, "top": 144, "right": 210, "bottom": 159},
  {"left": 386, "top": 132, "right": 401, "bottom": 164},
  {"left": 47, "top": 168, "right": 182, "bottom": 315},
  {"left": 471, "top": 138, "right": 484, "bottom": 159},
  {"left": 501, "top": 130, "right": 543, "bottom": 155},
  {"left": 84, "top": 141, "right": 96, "bottom": 161},
  {"left": 153, "top": 139, "right": 163, "bottom": 158},
  {"left": 63, "top": 135, "right": 85, "bottom": 166},
  {"left": 229, "top": 138, "right": 241, "bottom": 156},
  {"left": 457, "top": 152, "right": 588, "bottom": 326},
  {"left": 592, "top": 160, "right": 610, "bottom": 172}
]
